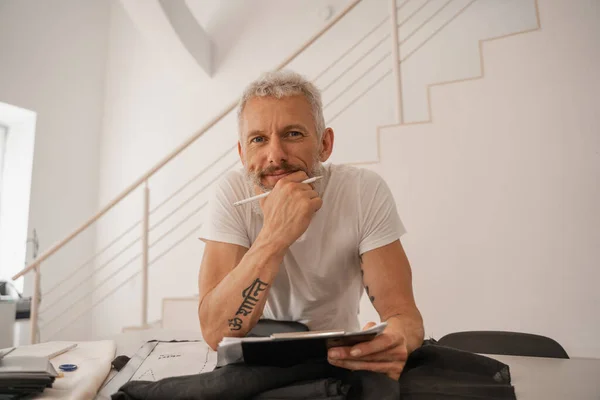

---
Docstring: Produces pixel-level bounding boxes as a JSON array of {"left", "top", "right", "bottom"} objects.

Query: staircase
[
  {"left": 11, "top": 0, "right": 541, "bottom": 343},
  {"left": 372, "top": 0, "right": 600, "bottom": 357}
]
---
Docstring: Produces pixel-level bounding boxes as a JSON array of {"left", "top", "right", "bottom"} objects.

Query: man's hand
[
  {"left": 327, "top": 318, "right": 409, "bottom": 381},
  {"left": 258, "top": 171, "right": 322, "bottom": 248}
]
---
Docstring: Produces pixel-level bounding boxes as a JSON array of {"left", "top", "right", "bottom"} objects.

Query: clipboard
[
  {"left": 270, "top": 321, "right": 387, "bottom": 347},
  {"left": 217, "top": 322, "right": 387, "bottom": 367}
]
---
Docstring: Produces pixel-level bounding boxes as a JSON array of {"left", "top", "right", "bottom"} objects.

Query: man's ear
[
  {"left": 237, "top": 141, "right": 245, "bottom": 166},
  {"left": 319, "top": 128, "right": 335, "bottom": 162}
]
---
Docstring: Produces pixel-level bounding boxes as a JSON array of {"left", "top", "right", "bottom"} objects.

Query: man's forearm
[{"left": 200, "top": 233, "right": 286, "bottom": 350}]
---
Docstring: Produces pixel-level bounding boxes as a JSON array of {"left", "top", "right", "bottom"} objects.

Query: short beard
[{"left": 244, "top": 154, "right": 326, "bottom": 216}]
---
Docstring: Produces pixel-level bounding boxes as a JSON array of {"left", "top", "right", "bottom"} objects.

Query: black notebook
[{"left": 0, "top": 356, "right": 58, "bottom": 399}]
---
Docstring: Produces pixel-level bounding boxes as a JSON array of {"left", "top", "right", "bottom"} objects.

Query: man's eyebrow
[
  {"left": 280, "top": 124, "right": 309, "bottom": 133},
  {"left": 247, "top": 129, "right": 265, "bottom": 139},
  {"left": 246, "top": 125, "right": 309, "bottom": 139}
]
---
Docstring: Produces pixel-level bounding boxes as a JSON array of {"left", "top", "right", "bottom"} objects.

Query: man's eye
[
  {"left": 288, "top": 131, "right": 303, "bottom": 137},
  {"left": 251, "top": 137, "right": 265, "bottom": 143}
]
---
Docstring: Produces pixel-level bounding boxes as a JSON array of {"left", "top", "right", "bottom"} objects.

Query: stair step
[
  {"left": 121, "top": 319, "right": 162, "bottom": 333},
  {"left": 162, "top": 297, "right": 201, "bottom": 332}
]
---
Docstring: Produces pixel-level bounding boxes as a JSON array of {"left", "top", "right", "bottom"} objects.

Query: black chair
[{"left": 437, "top": 330, "right": 569, "bottom": 359}]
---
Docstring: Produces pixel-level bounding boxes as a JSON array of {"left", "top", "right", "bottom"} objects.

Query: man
[{"left": 198, "top": 70, "right": 424, "bottom": 380}]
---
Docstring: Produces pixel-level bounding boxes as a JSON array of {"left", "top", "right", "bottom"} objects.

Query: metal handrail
[
  {"left": 320, "top": 34, "right": 391, "bottom": 93},
  {"left": 400, "top": 0, "right": 477, "bottom": 62},
  {"left": 326, "top": 70, "right": 393, "bottom": 125},
  {"left": 313, "top": 15, "right": 389, "bottom": 83},
  {"left": 41, "top": 198, "right": 210, "bottom": 323},
  {"left": 42, "top": 145, "right": 238, "bottom": 298},
  {"left": 42, "top": 220, "right": 140, "bottom": 298},
  {"left": 327, "top": 0, "right": 479, "bottom": 122},
  {"left": 323, "top": 52, "right": 391, "bottom": 109},
  {"left": 400, "top": 0, "right": 435, "bottom": 28},
  {"left": 44, "top": 220, "right": 205, "bottom": 339},
  {"left": 399, "top": 0, "right": 454, "bottom": 46},
  {"left": 40, "top": 159, "right": 239, "bottom": 322}
]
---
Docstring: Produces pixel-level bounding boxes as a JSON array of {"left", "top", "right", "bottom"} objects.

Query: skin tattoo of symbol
[
  {"left": 361, "top": 264, "right": 375, "bottom": 303},
  {"left": 228, "top": 278, "right": 269, "bottom": 331},
  {"left": 228, "top": 317, "right": 243, "bottom": 331}
]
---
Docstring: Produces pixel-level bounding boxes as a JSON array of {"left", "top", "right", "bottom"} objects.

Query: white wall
[
  {"left": 0, "top": 0, "right": 110, "bottom": 341},
  {"left": 367, "top": 0, "right": 600, "bottom": 357}
]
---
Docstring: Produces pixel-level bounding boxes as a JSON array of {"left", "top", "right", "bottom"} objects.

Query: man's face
[{"left": 239, "top": 95, "right": 324, "bottom": 191}]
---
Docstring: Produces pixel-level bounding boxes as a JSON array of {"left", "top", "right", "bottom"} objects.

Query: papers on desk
[
  {"left": 217, "top": 321, "right": 388, "bottom": 367},
  {"left": 0, "top": 356, "right": 58, "bottom": 399},
  {"left": 130, "top": 341, "right": 217, "bottom": 381},
  {"left": 97, "top": 340, "right": 217, "bottom": 400},
  {"left": 0, "top": 342, "right": 77, "bottom": 360}
]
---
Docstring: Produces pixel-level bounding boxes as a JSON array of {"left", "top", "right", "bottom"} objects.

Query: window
[
  {"left": 0, "top": 124, "right": 8, "bottom": 281},
  {"left": 0, "top": 124, "right": 7, "bottom": 225},
  {"left": 0, "top": 103, "right": 36, "bottom": 291}
]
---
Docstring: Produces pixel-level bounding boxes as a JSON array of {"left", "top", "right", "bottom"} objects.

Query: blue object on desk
[{"left": 59, "top": 364, "right": 78, "bottom": 372}]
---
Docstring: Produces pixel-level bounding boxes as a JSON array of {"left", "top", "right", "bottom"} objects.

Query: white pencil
[{"left": 233, "top": 176, "right": 323, "bottom": 206}]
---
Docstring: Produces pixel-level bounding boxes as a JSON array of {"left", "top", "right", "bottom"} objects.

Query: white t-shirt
[{"left": 199, "top": 163, "right": 406, "bottom": 332}]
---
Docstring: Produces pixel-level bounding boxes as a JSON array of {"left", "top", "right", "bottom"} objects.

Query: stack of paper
[
  {"left": 0, "top": 342, "right": 77, "bottom": 360},
  {"left": 0, "top": 356, "right": 58, "bottom": 399}
]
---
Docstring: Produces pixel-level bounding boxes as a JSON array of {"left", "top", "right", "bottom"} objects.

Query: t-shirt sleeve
[
  {"left": 198, "top": 172, "right": 250, "bottom": 248},
  {"left": 358, "top": 169, "right": 406, "bottom": 255}
]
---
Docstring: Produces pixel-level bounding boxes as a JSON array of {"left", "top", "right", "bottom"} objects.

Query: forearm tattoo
[
  {"left": 361, "top": 267, "right": 375, "bottom": 303},
  {"left": 228, "top": 317, "right": 242, "bottom": 331},
  {"left": 228, "top": 278, "right": 268, "bottom": 331}
]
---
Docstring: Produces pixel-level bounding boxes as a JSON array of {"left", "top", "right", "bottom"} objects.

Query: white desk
[
  {"left": 106, "top": 329, "right": 600, "bottom": 399},
  {"left": 487, "top": 354, "right": 600, "bottom": 400}
]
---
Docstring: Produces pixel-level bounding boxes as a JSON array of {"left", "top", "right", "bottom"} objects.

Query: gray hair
[{"left": 237, "top": 70, "right": 326, "bottom": 142}]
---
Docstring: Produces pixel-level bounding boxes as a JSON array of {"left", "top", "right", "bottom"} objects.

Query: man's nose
[{"left": 267, "top": 137, "right": 287, "bottom": 164}]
